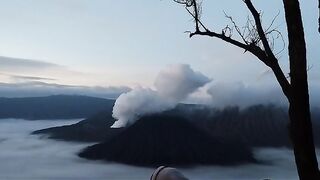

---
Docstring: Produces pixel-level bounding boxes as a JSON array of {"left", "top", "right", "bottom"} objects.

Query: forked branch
[{"left": 174, "top": 0, "right": 291, "bottom": 98}]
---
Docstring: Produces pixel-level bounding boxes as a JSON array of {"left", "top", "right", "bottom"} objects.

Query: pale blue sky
[{"left": 0, "top": 0, "right": 318, "bottom": 88}]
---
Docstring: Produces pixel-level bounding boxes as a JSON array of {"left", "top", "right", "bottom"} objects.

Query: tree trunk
[
  {"left": 289, "top": 102, "right": 320, "bottom": 179},
  {"left": 318, "top": 0, "right": 320, "bottom": 33},
  {"left": 282, "top": 0, "right": 320, "bottom": 179}
]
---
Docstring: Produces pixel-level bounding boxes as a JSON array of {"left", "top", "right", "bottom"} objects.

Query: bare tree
[{"left": 173, "top": 0, "right": 320, "bottom": 179}]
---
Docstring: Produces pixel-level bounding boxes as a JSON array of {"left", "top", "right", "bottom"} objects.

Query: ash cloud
[{"left": 112, "top": 64, "right": 211, "bottom": 128}]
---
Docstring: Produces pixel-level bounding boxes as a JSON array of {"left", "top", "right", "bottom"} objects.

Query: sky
[{"left": 0, "top": 0, "right": 318, "bottom": 98}]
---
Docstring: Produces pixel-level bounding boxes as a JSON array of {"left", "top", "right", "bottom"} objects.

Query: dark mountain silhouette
[
  {"left": 78, "top": 114, "right": 255, "bottom": 167},
  {"left": 170, "top": 104, "right": 320, "bottom": 148},
  {"left": 31, "top": 104, "right": 198, "bottom": 142},
  {"left": 167, "top": 104, "right": 290, "bottom": 147},
  {"left": 32, "top": 103, "right": 320, "bottom": 147},
  {"left": 32, "top": 110, "right": 123, "bottom": 142},
  {"left": 0, "top": 95, "right": 115, "bottom": 119}
]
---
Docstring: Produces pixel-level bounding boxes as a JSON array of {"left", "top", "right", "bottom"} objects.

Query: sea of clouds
[{"left": 0, "top": 118, "right": 317, "bottom": 180}]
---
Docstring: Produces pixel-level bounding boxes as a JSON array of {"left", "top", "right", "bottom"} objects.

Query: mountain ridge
[
  {"left": 78, "top": 114, "right": 255, "bottom": 167},
  {"left": 0, "top": 95, "right": 115, "bottom": 119}
]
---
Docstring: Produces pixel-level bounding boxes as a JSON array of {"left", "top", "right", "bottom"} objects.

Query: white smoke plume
[
  {"left": 187, "top": 81, "right": 288, "bottom": 108},
  {"left": 154, "top": 64, "right": 211, "bottom": 100},
  {"left": 111, "top": 88, "right": 174, "bottom": 127},
  {"left": 205, "top": 82, "right": 287, "bottom": 108},
  {"left": 111, "top": 64, "right": 211, "bottom": 128}
]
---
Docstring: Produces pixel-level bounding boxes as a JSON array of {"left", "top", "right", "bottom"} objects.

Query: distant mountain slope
[
  {"left": 168, "top": 104, "right": 320, "bottom": 147},
  {"left": 79, "top": 114, "right": 255, "bottom": 167},
  {"left": 33, "top": 104, "right": 320, "bottom": 148},
  {"left": 0, "top": 95, "right": 115, "bottom": 119},
  {"left": 198, "top": 105, "right": 290, "bottom": 147},
  {"left": 31, "top": 104, "right": 196, "bottom": 142},
  {"left": 32, "top": 110, "right": 122, "bottom": 142}
]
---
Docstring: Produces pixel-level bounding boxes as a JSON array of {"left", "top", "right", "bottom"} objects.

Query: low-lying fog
[{"left": 0, "top": 119, "right": 318, "bottom": 180}]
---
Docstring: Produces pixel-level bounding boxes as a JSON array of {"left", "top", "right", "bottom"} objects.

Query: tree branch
[
  {"left": 192, "top": 29, "right": 291, "bottom": 99},
  {"left": 190, "top": 30, "right": 273, "bottom": 67},
  {"left": 244, "top": 0, "right": 275, "bottom": 59},
  {"left": 269, "top": 58, "right": 292, "bottom": 98},
  {"left": 192, "top": 0, "right": 200, "bottom": 31},
  {"left": 224, "top": 11, "right": 249, "bottom": 45},
  {"left": 243, "top": 0, "right": 291, "bottom": 98},
  {"left": 190, "top": 30, "right": 246, "bottom": 47},
  {"left": 174, "top": 0, "right": 292, "bottom": 98}
]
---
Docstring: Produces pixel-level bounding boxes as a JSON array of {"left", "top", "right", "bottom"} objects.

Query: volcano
[
  {"left": 79, "top": 114, "right": 255, "bottom": 167},
  {"left": 32, "top": 110, "right": 123, "bottom": 142}
]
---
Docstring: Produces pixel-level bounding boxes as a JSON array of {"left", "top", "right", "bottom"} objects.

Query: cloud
[
  {"left": 0, "top": 56, "right": 63, "bottom": 72},
  {"left": 0, "top": 119, "right": 155, "bottom": 180},
  {"left": 187, "top": 81, "right": 320, "bottom": 108},
  {"left": 188, "top": 82, "right": 287, "bottom": 108},
  {"left": 206, "top": 82, "right": 286, "bottom": 108},
  {"left": 154, "top": 64, "right": 211, "bottom": 100},
  {"left": 0, "top": 119, "right": 309, "bottom": 180},
  {"left": 0, "top": 73, "right": 56, "bottom": 81},
  {"left": 112, "top": 64, "right": 211, "bottom": 127},
  {"left": 0, "top": 56, "right": 100, "bottom": 87},
  {"left": 0, "top": 81, "right": 131, "bottom": 99}
]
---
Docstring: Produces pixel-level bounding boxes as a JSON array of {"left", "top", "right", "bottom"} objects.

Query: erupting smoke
[
  {"left": 154, "top": 64, "right": 211, "bottom": 100},
  {"left": 111, "top": 64, "right": 211, "bottom": 128},
  {"left": 205, "top": 82, "right": 286, "bottom": 108},
  {"left": 187, "top": 81, "right": 288, "bottom": 108},
  {"left": 111, "top": 88, "right": 173, "bottom": 127}
]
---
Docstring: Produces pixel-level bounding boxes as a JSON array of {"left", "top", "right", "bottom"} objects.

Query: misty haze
[
  {"left": 0, "top": 0, "right": 319, "bottom": 180},
  {"left": 1, "top": 119, "right": 318, "bottom": 180}
]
